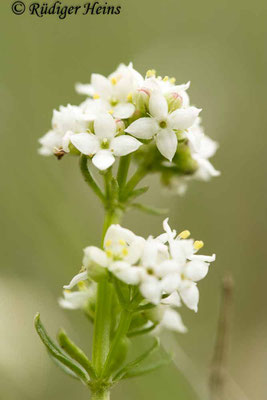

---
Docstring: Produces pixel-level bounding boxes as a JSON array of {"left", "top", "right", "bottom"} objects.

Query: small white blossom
[
  {"left": 70, "top": 113, "right": 141, "bottom": 170},
  {"left": 125, "top": 91, "right": 201, "bottom": 161},
  {"left": 76, "top": 63, "right": 143, "bottom": 119}
]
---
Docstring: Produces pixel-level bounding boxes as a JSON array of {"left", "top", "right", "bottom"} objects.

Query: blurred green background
[{"left": 1, "top": 0, "right": 267, "bottom": 399}]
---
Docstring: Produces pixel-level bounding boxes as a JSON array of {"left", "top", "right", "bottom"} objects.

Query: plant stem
[
  {"left": 101, "top": 309, "right": 132, "bottom": 378},
  {"left": 92, "top": 208, "right": 123, "bottom": 378},
  {"left": 91, "top": 388, "right": 110, "bottom": 400},
  {"left": 117, "top": 155, "right": 131, "bottom": 189},
  {"left": 79, "top": 155, "right": 105, "bottom": 203},
  {"left": 121, "top": 167, "right": 146, "bottom": 201}
]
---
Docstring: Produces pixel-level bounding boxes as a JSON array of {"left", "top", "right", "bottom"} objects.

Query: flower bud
[
  {"left": 132, "top": 88, "right": 150, "bottom": 115},
  {"left": 165, "top": 92, "right": 183, "bottom": 113},
  {"left": 115, "top": 119, "right": 125, "bottom": 133}
]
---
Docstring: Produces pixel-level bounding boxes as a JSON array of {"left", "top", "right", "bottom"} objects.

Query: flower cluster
[
  {"left": 61, "top": 219, "right": 215, "bottom": 333},
  {"left": 39, "top": 63, "right": 219, "bottom": 183}
]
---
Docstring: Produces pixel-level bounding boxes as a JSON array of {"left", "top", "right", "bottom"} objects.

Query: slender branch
[
  {"left": 209, "top": 273, "right": 234, "bottom": 400},
  {"left": 117, "top": 154, "right": 131, "bottom": 189},
  {"left": 101, "top": 309, "right": 132, "bottom": 378},
  {"left": 121, "top": 167, "right": 146, "bottom": 201},
  {"left": 79, "top": 155, "right": 105, "bottom": 203}
]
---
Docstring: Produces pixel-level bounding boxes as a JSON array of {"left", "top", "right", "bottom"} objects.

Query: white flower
[
  {"left": 76, "top": 63, "right": 143, "bottom": 119},
  {"left": 59, "top": 285, "right": 95, "bottom": 310},
  {"left": 125, "top": 91, "right": 201, "bottom": 161},
  {"left": 38, "top": 105, "right": 90, "bottom": 155},
  {"left": 70, "top": 113, "right": 142, "bottom": 170},
  {"left": 161, "top": 218, "right": 216, "bottom": 312}
]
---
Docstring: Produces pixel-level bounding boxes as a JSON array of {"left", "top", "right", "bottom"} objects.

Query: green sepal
[
  {"left": 34, "top": 313, "right": 90, "bottom": 384},
  {"left": 122, "top": 356, "right": 172, "bottom": 379},
  {"left": 57, "top": 328, "right": 96, "bottom": 379},
  {"left": 130, "top": 203, "right": 168, "bottom": 216},
  {"left": 113, "top": 337, "right": 160, "bottom": 381}
]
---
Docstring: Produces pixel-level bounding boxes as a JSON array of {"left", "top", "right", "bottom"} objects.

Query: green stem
[
  {"left": 121, "top": 167, "right": 146, "bottom": 201},
  {"left": 92, "top": 208, "right": 123, "bottom": 377},
  {"left": 80, "top": 155, "right": 105, "bottom": 203},
  {"left": 117, "top": 155, "right": 131, "bottom": 190},
  {"left": 101, "top": 309, "right": 132, "bottom": 378},
  {"left": 91, "top": 388, "right": 110, "bottom": 400}
]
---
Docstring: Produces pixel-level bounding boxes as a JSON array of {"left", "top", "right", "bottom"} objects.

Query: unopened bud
[
  {"left": 132, "top": 88, "right": 150, "bottom": 115},
  {"left": 165, "top": 92, "right": 183, "bottom": 113},
  {"left": 115, "top": 119, "right": 125, "bottom": 133}
]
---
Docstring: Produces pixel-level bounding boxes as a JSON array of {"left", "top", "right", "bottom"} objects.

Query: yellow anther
[
  {"left": 64, "top": 289, "right": 71, "bottom": 294},
  {"left": 111, "top": 77, "right": 117, "bottom": 85},
  {"left": 169, "top": 77, "right": 176, "bottom": 84},
  {"left": 106, "top": 250, "right": 113, "bottom": 258},
  {"left": 194, "top": 240, "right": 204, "bottom": 250},
  {"left": 105, "top": 239, "right": 112, "bottom": 247},
  {"left": 122, "top": 248, "right": 128, "bottom": 256},
  {"left": 163, "top": 76, "right": 169, "bottom": 82},
  {"left": 178, "top": 230, "right": 191, "bottom": 239},
  {"left": 146, "top": 69, "right": 156, "bottom": 78},
  {"left": 93, "top": 93, "right": 100, "bottom": 99},
  {"left": 119, "top": 239, "right": 126, "bottom": 246},
  {"left": 108, "top": 109, "right": 114, "bottom": 115},
  {"left": 127, "top": 92, "right": 133, "bottom": 102}
]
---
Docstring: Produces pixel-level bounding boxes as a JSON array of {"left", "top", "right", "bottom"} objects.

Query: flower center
[
  {"left": 159, "top": 120, "right": 167, "bottom": 129},
  {"left": 101, "top": 138, "right": 110, "bottom": 149}
]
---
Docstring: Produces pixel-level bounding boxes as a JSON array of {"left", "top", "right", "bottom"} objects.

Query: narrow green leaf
[
  {"left": 131, "top": 203, "right": 168, "bottom": 216},
  {"left": 123, "top": 357, "right": 171, "bottom": 379},
  {"left": 127, "top": 323, "right": 158, "bottom": 337},
  {"left": 49, "top": 354, "right": 79, "bottom": 380},
  {"left": 34, "top": 313, "right": 89, "bottom": 384},
  {"left": 57, "top": 329, "right": 96, "bottom": 379},
  {"left": 127, "top": 186, "right": 149, "bottom": 200},
  {"left": 113, "top": 337, "right": 160, "bottom": 381}
]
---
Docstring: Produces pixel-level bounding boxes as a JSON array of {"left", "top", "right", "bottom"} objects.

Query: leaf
[
  {"left": 57, "top": 329, "right": 96, "bottom": 379},
  {"left": 127, "top": 323, "right": 158, "bottom": 337},
  {"left": 34, "top": 313, "right": 89, "bottom": 384},
  {"left": 130, "top": 203, "right": 168, "bottom": 216},
  {"left": 113, "top": 337, "right": 160, "bottom": 381},
  {"left": 49, "top": 354, "right": 79, "bottom": 380},
  {"left": 123, "top": 356, "right": 172, "bottom": 379},
  {"left": 127, "top": 186, "right": 149, "bottom": 200}
]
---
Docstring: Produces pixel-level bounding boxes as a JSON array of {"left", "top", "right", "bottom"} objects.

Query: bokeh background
[{"left": 1, "top": 0, "right": 267, "bottom": 399}]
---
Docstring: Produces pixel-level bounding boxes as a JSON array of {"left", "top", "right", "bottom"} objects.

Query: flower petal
[
  {"left": 168, "top": 107, "right": 201, "bottom": 130},
  {"left": 104, "top": 225, "right": 137, "bottom": 247},
  {"left": 185, "top": 260, "right": 209, "bottom": 282},
  {"left": 91, "top": 73, "right": 112, "bottom": 98},
  {"left": 70, "top": 133, "right": 99, "bottom": 155},
  {"left": 110, "top": 135, "right": 142, "bottom": 156},
  {"left": 161, "top": 309, "right": 187, "bottom": 333},
  {"left": 92, "top": 150, "right": 115, "bottom": 170},
  {"left": 113, "top": 103, "right": 135, "bottom": 119},
  {"left": 140, "top": 278, "right": 162, "bottom": 304},
  {"left": 75, "top": 83, "right": 94, "bottom": 96},
  {"left": 179, "top": 281, "right": 199, "bottom": 312},
  {"left": 63, "top": 271, "right": 88, "bottom": 290},
  {"left": 109, "top": 261, "right": 141, "bottom": 285},
  {"left": 149, "top": 92, "right": 168, "bottom": 120},
  {"left": 189, "top": 253, "right": 216, "bottom": 262},
  {"left": 125, "top": 118, "right": 158, "bottom": 139},
  {"left": 83, "top": 246, "right": 108, "bottom": 268},
  {"left": 94, "top": 113, "right": 116, "bottom": 138},
  {"left": 161, "top": 291, "right": 181, "bottom": 307},
  {"left": 160, "top": 273, "right": 181, "bottom": 293},
  {"left": 156, "top": 129, "right": 177, "bottom": 161}
]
